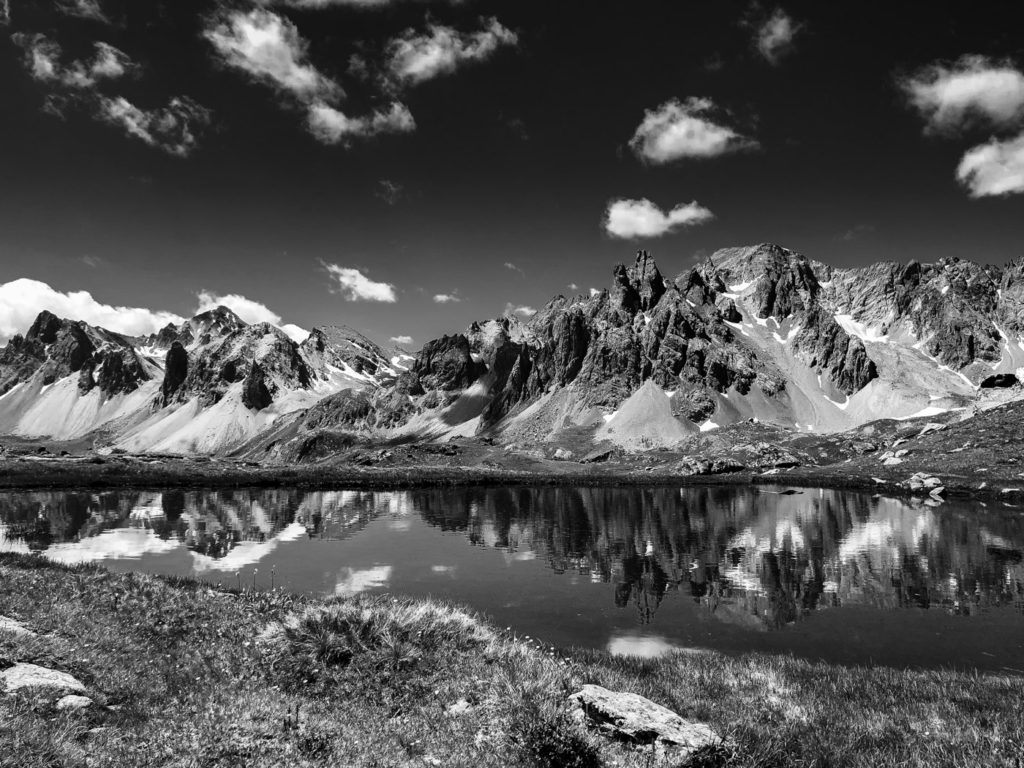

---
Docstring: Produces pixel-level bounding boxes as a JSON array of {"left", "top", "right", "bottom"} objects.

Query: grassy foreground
[{"left": 1, "top": 554, "right": 1022, "bottom": 767}]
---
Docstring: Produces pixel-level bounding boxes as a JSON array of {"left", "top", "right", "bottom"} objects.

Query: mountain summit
[{"left": 1, "top": 245, "right": 1022, "bottom": 456}]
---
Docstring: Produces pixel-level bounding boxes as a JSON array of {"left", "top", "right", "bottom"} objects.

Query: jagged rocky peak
[
  {"left": 184, "top": 305, "right": 247, "bottom": 347},
  {"left": 301, "top": 324, "right": 391, "bottom": 379},
  {"left": 708, "top": 243, "right": 824, "bottom": 320},
  {"left": 161, "top": 341, "right": 188, "bottom": 405},
  {"left": 611, "top": 250, "right": 667, "bottom": 313}
]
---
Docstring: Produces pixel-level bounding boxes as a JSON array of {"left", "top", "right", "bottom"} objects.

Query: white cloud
[
  {"left": 390, "top": 335, "right": 413, "bottom": 345},
  {"left": 755, "top": 9, "right": 801, "bottom": 65},
  {"left": 505, "top": 304, "right": 535, "bottom": 318},
  {"left": 280, "top": 324, "right": 311, "bottom": 343},
  {"left": 956, "top": 132, "right": 1024, "bottom": 197},
  {"left": 307, "top": 101, "right": 414, "bottom": 144},
  {"left": 629, "top": 97, "right": 758, "bottom": 164},
  {"left": 589, "top": 288, "right": 601, "bottom": 297},
  {"left": 0, "top": 0, "right": 10, "bottom": 25},
  {"left": 567, "top": 283, "right": 578, "bottom": 290},
  {"left": 205, "top": 9, "right": 413, "bottom": 146},
  {"left": 58, "top": 0, "right": 108, "bottom": 23},
  {"left": 324, "top": 264, "right": 397, "bottom": 302},
  {"left": 604, "top": 198, "right": 715, "bottom": 239},
  {"left": 900, "top": 55, "right": 1024, "bottom": 135},
  {"left": 0, "top": 278, "right": 183, "bottom": 343},
  {"left": 96, "top": 96, "right": 211, "bottom": 157},
  {"left": 432, "top": 293, "right": 460, "bottom": 303},
  {"left": 262, "top": 0, "right": 462, "bottom": 6},
  {"left": 205, "top": 9, "right": 342, "bottom": 103},
  {"left": 386, "top": 18, "right": 516, "bottom": 86},
  {"left": 504, "top": 262, "right": 524, "bottom": 275},
  {"left": 196, "top": 290, "right": 309, "bottom": 341},
  {"left": 13, "top": 35, "right": 133, "bottom": 88}
]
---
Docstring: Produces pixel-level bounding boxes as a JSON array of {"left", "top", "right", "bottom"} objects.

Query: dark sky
[{"left": 1, "top": 0, "right": 1023, "bottom": 346}]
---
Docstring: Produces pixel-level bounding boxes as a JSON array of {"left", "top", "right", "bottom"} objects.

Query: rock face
[
  {"left": 161, "top": 341, "right": 188, "bottom": 405},
  {"left": 569, "top": 684, "right": 719, "bottom": 753}
]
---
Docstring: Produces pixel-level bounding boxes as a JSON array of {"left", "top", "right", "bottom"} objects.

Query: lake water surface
[{"left": 2, "top": 485, "right": 1022, "bottom": 672}]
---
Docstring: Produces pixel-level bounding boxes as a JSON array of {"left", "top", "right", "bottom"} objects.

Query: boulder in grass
[
  {"left": 1, "top": 663, "right": 85, "bottom": 694},
  {"left": 569, "top": 684, "right": 719, "bottom": 755}
]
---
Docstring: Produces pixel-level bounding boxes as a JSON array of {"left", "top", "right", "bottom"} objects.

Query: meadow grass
[{"left": 0, "top": 552, "right": 1021, "bottom": 767}]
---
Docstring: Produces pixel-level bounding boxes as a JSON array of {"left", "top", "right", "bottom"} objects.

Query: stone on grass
[
  {"left": 0, "top": 616, "right": 35, "bottom": 637},
  {"left": 1, "top": 663, "right": 86, "bottom": 694},
  {"left": 553, "top": 448, "right": 574, "bottom": 461},
  {"left": 446, "top": 698, "right": 472, "bottom": 716},
  {"left": 56, "top": 694, "right": 94, "bottom": 711},
  {"left": 569, "top": 684, "right": 718, "bottom": 755}
]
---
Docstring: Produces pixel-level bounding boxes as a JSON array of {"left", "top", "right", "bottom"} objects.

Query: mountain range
[{"left": 2, "top": 243, "right": 1022, "bottom": 459}]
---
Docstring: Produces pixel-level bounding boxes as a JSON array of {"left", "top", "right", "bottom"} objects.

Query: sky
[{"left": 1, "top": 0, "right": 1023, "bottom": 348}]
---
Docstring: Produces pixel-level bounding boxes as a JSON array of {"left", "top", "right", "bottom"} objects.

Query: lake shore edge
[{"left": 2, "top": 454, "right": 1023, "bottom": 502}]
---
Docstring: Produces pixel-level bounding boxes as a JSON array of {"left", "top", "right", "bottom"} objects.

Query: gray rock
[
  {"left": 553, "top": 448, "right": 574, "bottom": 460},
  {"left": 1, "top": 663, "right": 85, "bottom": 694},
  {"left": 569, "top": 684, "right": 718, "bottom": 753},
  {"left": 56, "top": 694, "right": 94, "bottom": 711},
  {"left": 0, "top": 615, "right": 35, "bottom": 637}
]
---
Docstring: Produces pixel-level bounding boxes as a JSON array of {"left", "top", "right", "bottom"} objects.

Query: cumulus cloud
[
  {"left": 390, "top": 335, "right": 413, "bottom": 345},
  {"left": 205, "top": 9, "right": 342, "bottom": 103},
  {"left": 754, "top": 8, "right": 801, "bottom": 64},
  {"left": 307, "top": 101, "right": 414, "bottom": 144},
  {"left": 604, "top": 198, "right": 715, "bottom": 239},
  {"left": 432, "top": 293, "right": 460, "bottom": 303},
  {"left": 324, "top": 264, "right": 397, "bottom": 302},
  {"left": 629, "top": 97, "right": 758, "bottom": 164},
  {"left": 0, "top": 278, "right": 183, "bottom": 343},
  {"left": 900, "top": 55, "right": 1024, "bottom": 135},
  {"left": 567, "top": 283, "right": 578, "bottom": 290},
  {"left": 97, "top": 96, "right": 211, "bottom": 157},
  {"left": 956, "top": 132, "right": 1024, "bottom": 197},
  {"left": 589, "top": 287, "right": 601, "bottom": 297},
  {"left": 386, "top": 18, "right": 516, "bottom": 86}
]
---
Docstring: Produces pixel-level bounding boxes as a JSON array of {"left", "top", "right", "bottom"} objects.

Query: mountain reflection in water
[{"left": 1, "top": 486, "right": 1022, "bottom": 670}]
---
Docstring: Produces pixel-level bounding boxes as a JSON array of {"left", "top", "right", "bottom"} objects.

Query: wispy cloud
[
  {"left": 390, "top": 335, "right": 414, "bottom": 345},
  {"left": 504, "top": 262, "right": 524, "bottom": 276},
  {"left": 307, "top": 101, "right": 414, "bottom": 144},
  {"left": 567, "top": 283, "right": 578, "bottom": 290},
  {"left": 58, "top": 0, "right": 108, "bottom": 23},
  {"left": 753, "top": 8, "right": 801, "bottom": 65},
  {"left": 205, "top": 8, "right": 413, "bottom": 146},
  {"left": 838, "top": 224, "right": 875, "bottom": 242},
  {"left": 604, "top": 198, "right": 714, "bottom": 239},
  {"left": 956, "top": 132, "right": 1024, "bottom": 197},
  {"left": 899, "top": 55, "right": 1024, "bottom": 135},
  {"left": 0, "top": 278, "right": 183, "bottom": 343},
  {"left": 97, "top": 96, "right": 211, "bottom": 157},
  {"left": 629, "top": 97, "right": 758, "bottom": 164},
  {"left": 80, "top": 255, "right": 106, "bottom": 268},
  {"left": 375, "top": 179, "right": 404, "bottom": 205},
  {"left": 432, "top": 293, "right": 460, "bottom": 303},
  {"left": 0, "top": 0, "right": 10, "bottom": 25},
  {"left": 13, "top": 35, "right": 134, "bottom": 89},
  {"left": 385, "top": 18, "right": 516, "bottom": 86},
  {"left": 324, "top": 264, "right": 397, "bottom": 302}
]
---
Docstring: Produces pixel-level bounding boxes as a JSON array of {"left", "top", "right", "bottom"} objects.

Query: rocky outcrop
[
  {"left": 161, "top": 341, "right": 188, "bottom": 405},
  {"left": 407, "top": 335, "right": 485, "bottom": 393},
  {"left": 241, "top": 362, "right": 273, "bottom": 411}
]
